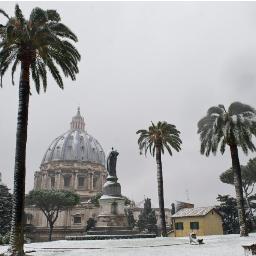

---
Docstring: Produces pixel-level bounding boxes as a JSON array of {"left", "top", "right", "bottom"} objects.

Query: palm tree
[
  {"left": 198, "top": 102, "right": 256, "bottom": 237},
  {"left": 0, "top": 5, "right": 80, "bottom": 255},
  {"left": 136, "top": 121, "right": 182, "bottom": 236}
]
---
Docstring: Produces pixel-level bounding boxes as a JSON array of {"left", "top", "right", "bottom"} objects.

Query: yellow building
[{"left": 171, "top": 206, "right": 223, "bottom": 237}]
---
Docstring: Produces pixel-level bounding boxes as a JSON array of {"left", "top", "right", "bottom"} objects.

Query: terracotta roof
[{"left": 172, "top": 206, "right": 217, "bottom": 218}]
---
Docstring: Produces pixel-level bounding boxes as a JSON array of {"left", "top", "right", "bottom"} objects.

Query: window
[
  {"left": 78, "top": 177, "right": 84, "bottom": 187},
  {"left": 51, "top": 176, "right": 55, "bottom": 188},
  {"left": 190, "top": 222, "right": 199, "bottom": 230},
  {"left": 93, "top": 175, "right": 98, "bottom": 189},
  {"left": 74, "top": 216, "right": 81, "bottom": 224},
  {"left": 175, "top": 222, "right": 184, "bottom": 230},
  {"left": 64, "top": 176, "right": 71, "bottom": 187}
]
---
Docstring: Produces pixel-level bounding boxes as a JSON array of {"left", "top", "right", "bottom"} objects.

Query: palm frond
[
  {"left": 0, "top": 5, "right": 80, "bottom": 91},
  {"left": 198, "top": 102, "right": 256, "bottom": 156},
  {"left": 11, "top": 58, "right": 19, "bottom": 85},
  {"left": 136, "top": 121, "right": 182, "bottom": 158},
  {"left": 15, "top": 5, "right": 25, "bottom": 27},
  {"left": 29, "top": 7, "right": 48, "bottom": 27},
  {"left": 46, "top": 10, "right": 60, "bottom": 22},
  {"left": 0, "top": 9, "right": 10, "bottom": 20}
]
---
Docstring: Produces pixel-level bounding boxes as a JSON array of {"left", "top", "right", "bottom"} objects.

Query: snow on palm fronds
[
  {"left": 0, "top": 5, "right": 80, "bottom": 92},
  {"left": 198, "top": 102, "right": 256, "bottom": 156},
  {"left": 136, "top": 121, "right": 182, "bottom": 157}
]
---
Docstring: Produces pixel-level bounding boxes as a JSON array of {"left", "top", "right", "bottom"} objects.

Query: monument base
[{"left": 96, "top": 195, "right": 128, "bottom": 227}]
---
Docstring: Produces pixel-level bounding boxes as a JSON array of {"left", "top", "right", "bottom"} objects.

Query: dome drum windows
[
  {"left": 63, "top": 175, "right": 72, "bottom": 187},
  {"left": 50, "top": 176, "right": 55, "bottom": 188},
  {"left": 93, "top": 174, "right": 100, "bottom": 190},
  {"left": 78, "top": 176, "right": 85, "bottom": 188}
]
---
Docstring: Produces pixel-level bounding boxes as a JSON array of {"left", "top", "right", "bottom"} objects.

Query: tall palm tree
[
  {"left": 0, "top": 5, "right": 80, "bottom": 255},
  {"left": 136, "top": 121, "right": 182, "bottom": 236},
  {"left": 198, "top": 102, "right": 256, "bottom": 237}
]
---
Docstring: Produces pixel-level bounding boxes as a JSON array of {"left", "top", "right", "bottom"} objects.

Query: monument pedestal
[
  {"left": 96, "top": 195, "right": 128, "bottom": 228},
  {"left": 88, "top": 174, "right": 131, "bottom": 235}
]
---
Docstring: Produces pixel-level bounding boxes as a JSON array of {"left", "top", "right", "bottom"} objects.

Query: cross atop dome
[
  {"left": 70, "top": 107, "right": 85, "bottom": 131},
  {"left": 77, "top": 106, "right": 81, "bottom": 116}
]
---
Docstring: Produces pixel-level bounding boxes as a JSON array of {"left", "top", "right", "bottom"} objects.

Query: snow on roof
[{"left": 172, "top": 206, "right": 216, "bottom": 218}]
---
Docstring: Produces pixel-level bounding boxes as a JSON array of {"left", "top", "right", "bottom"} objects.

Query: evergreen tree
[
  {"left": 85, "top": 218, "right": 96, "bottom": 232},
  {"left": 27, "top": 189, "right": 80, "bottom": 241},
  {"left": 220, "top": 161, "right": 256, "bottom": 226},
  {"left": 171, "top": 203, "right": 176, "bottom": 215},
  {"left": 137, "top": 198, "right": 158, "bottom": 234},
  {"left": 0, "top": 183, "right": 12, "bottom": 236},
  {"left": 125, "top": 208, "right": 135, "bottom": 228},
  {"left": 89, "top": 192, "right": 102, "bottom": 206},
  {"left": 216, "top": 195, "right": 239, "bottom": 234}
]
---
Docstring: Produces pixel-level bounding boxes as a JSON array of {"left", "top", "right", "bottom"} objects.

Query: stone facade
[
  {"left": 34, "top": 161, "right": 107, "bottom": 201},
  {"left": 25, "top": 109, "right": 108, "bottom": 241}
]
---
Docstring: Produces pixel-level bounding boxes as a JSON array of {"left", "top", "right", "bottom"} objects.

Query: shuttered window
[
  {"left": 175, "top": 222, "right": 184, "bottom": 230},
  {"left": 190, "top": 222, "right": 199, "bottom": 230}
]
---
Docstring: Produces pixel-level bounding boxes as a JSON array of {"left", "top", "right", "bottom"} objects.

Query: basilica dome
[{"left": 41, "top": 108, "right": 105, "bottom": 166}]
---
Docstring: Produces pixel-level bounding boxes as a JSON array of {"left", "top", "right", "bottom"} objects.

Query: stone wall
[
  {"left": 25, "top": 203, "right": 101, "bottom": 242},
  {"left": 34, "top": 161, "right": 107, "bottom": 200}
]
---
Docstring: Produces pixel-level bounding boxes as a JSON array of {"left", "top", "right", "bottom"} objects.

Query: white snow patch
[{"left": 1, "top": 234, "right": 256, "bottom": 256}]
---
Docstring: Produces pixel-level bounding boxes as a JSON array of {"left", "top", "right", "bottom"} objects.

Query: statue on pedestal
[
  {"left": 103, "top": 148, "right": 121, "bottom": 196},
  {"left": 107, "top": 148, "right": 119, "bottom": 177}
]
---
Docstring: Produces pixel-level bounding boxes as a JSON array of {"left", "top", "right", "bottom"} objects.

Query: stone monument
[
  {"left": 66, "top": 149, "right": 157, "bottom": 239},
  {"left": 94, "top": 148, "right": 129, "bottom": 229}
]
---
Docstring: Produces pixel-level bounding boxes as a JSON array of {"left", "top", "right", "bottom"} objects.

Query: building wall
[
  {"left": 25, "top": 204, "right": 101, "bottom": 241},
  {"left": 172, "top": 211, "right": 223, "bottom": 237},
  {"left": 26, "top": 160, "right": 107, "bottom": 242},
  {"left": 203, "top": 210, "right": 223, "bottom": 236},
  {"left": 35, "top": 161, "right": 107, "bottom": 200}
]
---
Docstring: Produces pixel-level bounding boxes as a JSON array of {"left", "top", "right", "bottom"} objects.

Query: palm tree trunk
[
  {"left": 156, "top": 147, "right": 167, "bottom": 237},
  {"left": 9, "top": 61, "right": 30, "bottom": 255},
  {"left": 229, "top": 145, "right": 248, "bottom": 237}
]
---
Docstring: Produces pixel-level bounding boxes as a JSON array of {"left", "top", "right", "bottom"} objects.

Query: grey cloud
[{"left": 0, "top": 1, "right": 256, "bottom": 208}]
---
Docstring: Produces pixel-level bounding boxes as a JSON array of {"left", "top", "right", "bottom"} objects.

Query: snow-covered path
[{"left": 1, "top": 234, "right": 256, "bottom": 255}]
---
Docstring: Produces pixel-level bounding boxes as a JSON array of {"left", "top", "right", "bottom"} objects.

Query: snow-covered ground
[{"left": 1, "top": 234, "right": 256, "bottom": 256}]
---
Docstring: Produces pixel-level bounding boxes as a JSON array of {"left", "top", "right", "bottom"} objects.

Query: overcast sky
[{"left": 1, "top": 1, "right": 256, "bottom": 208}]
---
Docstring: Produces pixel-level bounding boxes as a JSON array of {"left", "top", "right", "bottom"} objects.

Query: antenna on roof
[{"left": 186, "top": 189, "right": 190, "bottom": 202}]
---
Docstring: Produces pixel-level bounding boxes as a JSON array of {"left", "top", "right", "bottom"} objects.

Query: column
[
  {"left": 57, "top": 171, "right": 62, "bottom": 189},
  {"left": 91, "top": 172, "right": 94, "bottom": 190},
  {"left": 74, "top": 171, "right": 78, "bottom": 190}
]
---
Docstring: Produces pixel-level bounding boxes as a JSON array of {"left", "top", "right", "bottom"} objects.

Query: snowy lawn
[{"left": 1, "top": 233, "right": 256, "bottom": 256}]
